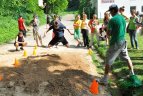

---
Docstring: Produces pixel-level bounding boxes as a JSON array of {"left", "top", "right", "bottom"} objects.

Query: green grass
[
  {"left": 93, "top": 33, "right": 143, "bottom": 95},
  {"left": 0, "top": 16, "right": 18, "bottom": 44},
  {"left": 0, "top": 13, "right": 46, "bottom": 45}
]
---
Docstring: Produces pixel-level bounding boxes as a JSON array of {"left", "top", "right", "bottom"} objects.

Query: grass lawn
[{"left": 93, "top": 33, "right": 143, "bottom": 95}]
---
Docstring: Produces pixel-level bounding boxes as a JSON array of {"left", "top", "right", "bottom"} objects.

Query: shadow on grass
[
  {"left": 0, "top": 54, "right": 99, "bottom": 95},
  {"left": 130, "top": 57, "right": 143, "bottom": 60}
]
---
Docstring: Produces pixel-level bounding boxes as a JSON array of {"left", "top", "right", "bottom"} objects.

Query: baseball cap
[{"left": 107, "top": 4, "right": 118, "bottom": 12}]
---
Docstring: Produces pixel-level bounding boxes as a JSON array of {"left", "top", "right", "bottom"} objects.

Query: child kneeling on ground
[
  {"left": 44, "top": 20, "right": 73, "bottom": 48},
  {"left": 14, "top": 32, "right": 27, "bottom": 51}
]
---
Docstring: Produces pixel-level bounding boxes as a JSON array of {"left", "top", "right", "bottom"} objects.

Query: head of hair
[
  {"left": 131, "top": 9, "right": 136, "bottom": 14},
  {"left": 119, "top": 6, "right": 125, "bottom": 11},
  {"left": 19, "top": 14, "right": 22, "bottom": 18},
  {"left": 18, "top": 32, "right": 23, "bottom": 36},
  {"left": 109, "top": 4, "right": 118, "bottom": 14}
]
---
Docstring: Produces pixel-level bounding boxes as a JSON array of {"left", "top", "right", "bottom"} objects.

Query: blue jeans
[{"left": 129, "top": 29, "right": 138, "bottom": 49}]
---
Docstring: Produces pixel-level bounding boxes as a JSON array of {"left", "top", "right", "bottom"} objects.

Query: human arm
[
  {"left": 66, "top": 29, "right": 74, "bottom": 35},
  {"left": 23, "top": 20, "right": 27, "bottom": 31},
  {"left": 15, "top": 36, "right": 19, "bottom": 43},
  {"left": 43, "top": 26, "right": 53, "bottom": 37},
  {"left": 88, "top": 20, "right": 92, "bottom": 29}
]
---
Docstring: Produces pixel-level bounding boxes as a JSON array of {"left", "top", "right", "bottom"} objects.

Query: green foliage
[
  {"left": 68, "top": 0, "right": 80, "bottom": 11},
  {"left": 0, "top": 16, "right": 18, "bottom": 44},
  {"left": 93, "top": 33, "right": 143, "bottom": 95},
  {"left": 0, "top": 0, "right": 46, "bottom": 44},
  {"left": 78, "top": 0, "right": 95, "bottom": 19},
  {"left": 44, "top": 0, "right": 68, "bottom": 14}
]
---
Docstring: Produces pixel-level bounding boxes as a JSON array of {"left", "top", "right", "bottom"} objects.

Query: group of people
[
  {"left": 15, "top": 15, "right": 42, "bottom": 51},
  {"left": 13, "top": 3, "right": 143, "bottom": 85},
  {"left": 73, "top": 13, "right": 109, "bottom": 48}
]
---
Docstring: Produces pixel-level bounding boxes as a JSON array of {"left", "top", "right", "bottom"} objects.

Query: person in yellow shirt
[
  {"left": 81, "top": 14, "right": 89, "bottom": 48},
  {"left": 73, "top": 15, "right": 82, "bottom": 47}
]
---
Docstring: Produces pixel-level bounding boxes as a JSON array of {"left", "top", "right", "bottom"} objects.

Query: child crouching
[{"left": 14, "top": 32, "right": 27, "bottom": 51}]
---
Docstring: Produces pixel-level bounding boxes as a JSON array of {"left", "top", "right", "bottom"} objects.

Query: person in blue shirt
[{"left": 44, "top": 21, "right": 73, "bottom": 48}]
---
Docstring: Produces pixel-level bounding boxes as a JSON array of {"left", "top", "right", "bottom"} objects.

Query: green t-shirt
[
  {"left": 128, "top": 16, "right": 137, "bottom": 30},
  {"left": 108, "top": 14, "right": 126, "bottom": 45}
]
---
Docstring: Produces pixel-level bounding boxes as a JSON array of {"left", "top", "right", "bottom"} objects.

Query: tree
[
  {"left": 79, "top": 0, "right": 95, "bottom": 19},
  {"left": 43, "top": 0, "right": 68, "bottom": 14},
  {"left": 68, "top": 0, "right": 80, "bottom": 11}
]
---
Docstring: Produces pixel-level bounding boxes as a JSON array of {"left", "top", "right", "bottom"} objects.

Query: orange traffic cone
[
  {"left": 89, "top": 80, "right": 99, "bottom": 94},
  {"left": 23, "top": 50, "right": 27, "bottom": 57},
  {"left": 33, "top": 49, "right": 37, "bottom": 56},
  {"left": 13, "top": 58, "right": 20, "bottom": 67},
  {"left": 0, "top": 75, "right": 3, "bottom": 81}
]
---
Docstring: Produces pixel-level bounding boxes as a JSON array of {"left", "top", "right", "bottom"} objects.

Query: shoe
[
  {"left": 16, "top": 48, "right": 19, "bottom": 51},
  {"left": 76, "top": 43, "right": 80, "bottom": 47},
  {"left": 20, "top": 47, "right": 24, "bottom": 50},
  {"left": 136, "top": 48, "right": 139, "bottom": 50},
  {"left": 98, "top": 76, "right": 108, "bottom": 85}
]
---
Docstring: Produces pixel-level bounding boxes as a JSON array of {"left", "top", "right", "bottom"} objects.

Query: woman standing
[
  {"left": 103, "top": 12, "right": 110, "bottom": 45},
  {"left": 128, "top": 9, "right": 139, "bottom": 49},
  {"left": 73, "top": 15, "right": 82, "bottom": 47},
  {"left": 88, "top": 14, "right": 99, "bottom": 48},
  {"left": 81, "top": 14, "right": 89, "bottom": 48}
]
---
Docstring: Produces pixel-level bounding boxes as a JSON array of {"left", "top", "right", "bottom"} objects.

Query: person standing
[
  {"left": 18, "top": 15, "right": 27, "bottom": 37},
  {"left": 73, "top": 15, "right": 82, "bottom": 47},
  {"left": 99, "top": 4, "right": 135, "bottom": 85},
  {"left": 81, "top": 14, "right": 89, "bottom": 48},
  {"left": 30, "top": 15, "right": 43, "bottom": 46},
  {"left": 128, "top": 9, "right": 139, "bottom": 49},
  {"left": 119, "top": 6, "right": 128, "bottom": 20},
  {"left": 103, "top": 12, "right": 110, "bottom": 45},
  {"left": 88, "top": 14, "right": 99, "bottom": 48}
]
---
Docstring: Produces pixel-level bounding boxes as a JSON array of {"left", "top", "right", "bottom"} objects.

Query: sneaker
[
  {"left": 20, "top": 47, "right": 24, "bottom": 50},
  {"left": 98, "top": 76, "right": 108, "bottom": 85}
]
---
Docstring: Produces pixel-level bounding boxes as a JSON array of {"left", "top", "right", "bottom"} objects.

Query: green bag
[{"left": 129, "top": 75, "right": 142, "bottom": 88}]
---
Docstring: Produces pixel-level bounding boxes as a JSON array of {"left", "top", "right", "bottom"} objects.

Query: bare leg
[
  {"left": 65, "top": 44, "right": 69, "bottom": 48},
  {"left": 127, "top": 59, "right": 134, "bottom": 75},
  {"left": 15, "top": 43, "right": 19, "bottom": 50},
  {"left": 38, "top": 35, "right": 43, "bottom": 46},
  {"left": 48, "top": 44, "right": 52, "bottom": 48}
]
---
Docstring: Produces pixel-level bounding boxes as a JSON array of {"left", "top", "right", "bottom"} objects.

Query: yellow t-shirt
[
  {"left": 74, "top": 20, "right": 82, "bottom": 29},
  {"left": 81, "top": 19, "right": 89, "bottom": 29}
]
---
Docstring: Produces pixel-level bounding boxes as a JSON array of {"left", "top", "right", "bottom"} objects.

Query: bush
[{"left": 0, "top": 16, "right": 18, "bottom": 44}]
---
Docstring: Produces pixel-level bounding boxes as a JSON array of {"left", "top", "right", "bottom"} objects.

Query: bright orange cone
[
  {"left": 13, "top": 58, "right": 20, "bottom": 67},
  {"left": 0, "top": 75, "right": 3, "bottom": 81},
  {"left": 89, "top": 80, "right": 99, "bottom": 94},
  {"left": 23, "top": 50, "right": 27, "bottom": 57}
]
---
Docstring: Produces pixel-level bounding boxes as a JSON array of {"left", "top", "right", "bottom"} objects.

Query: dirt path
[{"left": 0, "top": 14, "right": 111, "bottom": 96}]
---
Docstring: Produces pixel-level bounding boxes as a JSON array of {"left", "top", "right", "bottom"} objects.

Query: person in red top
[
  {"left": 18, "top": 15, "right": 27, "bottom": 37},
  {"left": 88, "top": 14, "right": 99, "bottom": 48}
]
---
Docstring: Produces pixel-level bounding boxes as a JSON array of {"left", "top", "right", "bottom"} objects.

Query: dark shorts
[
  {"left": 49, "top": 36, "right": 68, "bottom": 46},
  {"left": 19, "top": 29, "right": 26, "bottom": 37},
  {"left": 14, "top": 42, "right": 23, "bottom": 46}
]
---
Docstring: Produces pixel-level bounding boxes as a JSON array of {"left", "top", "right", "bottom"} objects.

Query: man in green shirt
[{"left": 99, "top": 4, "right": 135, "bottom": 85}]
